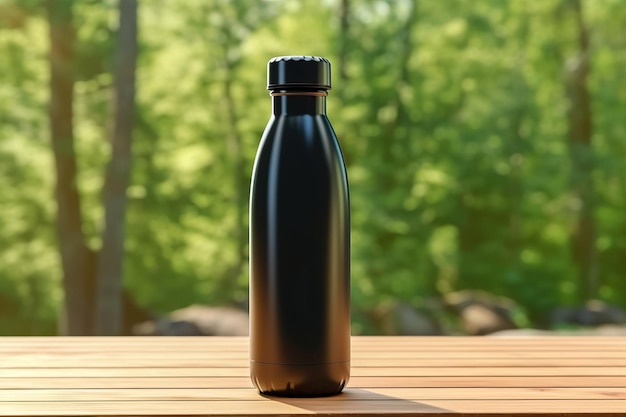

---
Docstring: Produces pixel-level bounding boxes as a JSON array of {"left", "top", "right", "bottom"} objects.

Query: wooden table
[{"left": 1, "top": 336, "right": 625, "bottom": 416}]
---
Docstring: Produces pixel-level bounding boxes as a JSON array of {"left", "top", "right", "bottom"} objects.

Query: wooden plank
[
  {"left": 3, "top": 375, "right": 626, "bottom": 389},
  {"left": 3, "top": 399, "right": 626, "bottom": 416},
  {"left": 0, "top": 377, "right": 254, "bottom": 389},
  {"left": 352, "top": 336, "right": 626, "bottom": 343},
  {"left": 1, "top": 337, "right": 624, "bottom": 354},
  {"left": 348, "top": 366, "right": 626, "bottom": 377},
  {"left": 3, "top": 366, "right": 626, "bottom": 378},
  {"left": 0, "top": 367, "right": 249, "bottom": 377},
  {"left": 2, "top": 347, "right": 625, "bottom": 359},
  {"left": 3, "top": 356, "right": 626, "bottom": 368},
  {"left": 2, "top": 387, "right": 626, "bottom": 402},
  {"left": 5, "top": 350, "right": 626, "bottom": 359},
  {"left": 2, "top": 337, "right": 626, "bottom": 416},
  {"left": 0, "top": 343, "right": 571, "bottom": 352},
  {"left": 353, "top": 358, "right": 626, "bottom": 367},
  {"left": 1, "top": 336, "right": 625, "bottom": 347}
]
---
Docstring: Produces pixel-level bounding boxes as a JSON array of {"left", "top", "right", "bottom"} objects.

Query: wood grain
[
  {"left": 3, "top": 366, "right": 626, "bottom": 378},
  {"left": 2, "top": 387, "right": 626, "bottom": 401},
  {"left": 4, "top": 400, "right": 626, "bottom": 416},
  {"left": 3, "top": 356, "right": 625, "bottom": 368},
  {"left": 3, "top": 375, "right": 626, "bottom": 389},
  {"left": 1, "top": 336, "right": 625, "bottom": 417}
]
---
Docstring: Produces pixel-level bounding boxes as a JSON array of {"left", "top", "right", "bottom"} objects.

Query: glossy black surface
[
  {"left": 251, "top": 361, "right": 349, "bottom": 397},
  {"left": 249, "top": 93, "right": 350, "bottom": 397},
  {"left": 267, "top": 56, "right": 331, "bottom": 90}
]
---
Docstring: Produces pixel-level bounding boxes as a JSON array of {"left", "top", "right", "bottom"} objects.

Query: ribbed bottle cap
[{"left": 267, "top": 56, "right": 331, "bottom": 91}]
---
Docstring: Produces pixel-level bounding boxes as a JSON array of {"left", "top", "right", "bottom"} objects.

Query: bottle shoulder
[
  {"left": 252, "top": 114, "right": 346, "bottom": 177},
  {"left": 262, "top": 114, "right": 336, "bottom": 142},
  {"left": 265, "top": 113, "right": 333, "bottom": 126}
]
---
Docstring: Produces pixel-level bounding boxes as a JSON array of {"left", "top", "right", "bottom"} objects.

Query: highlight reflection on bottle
[{"left": 249, "top": 56, "right": 350, "bottom": 397}]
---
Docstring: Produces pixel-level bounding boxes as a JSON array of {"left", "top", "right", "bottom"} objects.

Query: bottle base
[{"left": 250, "top": 360, "right": 350, "bottom": 397}]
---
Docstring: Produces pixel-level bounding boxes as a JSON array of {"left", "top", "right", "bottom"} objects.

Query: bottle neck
[{"left": 271, "top": 91, "right": 327, "bottom": 115}]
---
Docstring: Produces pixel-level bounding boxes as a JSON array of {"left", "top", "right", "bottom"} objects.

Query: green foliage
[
  {"left": 1, "top": 0, "right": 625, "bottom": 334},
  {"left": 0, "top": 11, "right": 59, "bottom": 334}
]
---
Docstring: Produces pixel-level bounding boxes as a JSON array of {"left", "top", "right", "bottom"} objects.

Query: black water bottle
[{"left": 249, "top": 56, "right": 350, "bottom": 397}]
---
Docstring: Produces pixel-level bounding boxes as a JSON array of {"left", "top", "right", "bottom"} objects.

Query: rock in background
[
  {"left": 133, "top": 305, "right": 249, "bottom": 336},
  {"left": 550, "top": 300, "right": 626, "bottom": 328},
  {"left": 364, "top": 301, "right": 444, "bottom": 336},
  {"left": 444, "top": 290, "right": 519, "bottom": 335}
]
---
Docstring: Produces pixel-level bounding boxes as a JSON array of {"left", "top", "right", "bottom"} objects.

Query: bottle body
[{"left": 249, "top": 94, "right": 350, "bottom": 397}]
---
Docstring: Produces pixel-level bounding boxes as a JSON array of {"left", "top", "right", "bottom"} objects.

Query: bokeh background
[{"left": 1, "top": 0, "right": 625, "bottom": 336}]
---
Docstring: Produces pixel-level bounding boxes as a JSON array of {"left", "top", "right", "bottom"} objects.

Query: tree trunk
[
  {"left": 338, "top": 0, "right": 350, "bottom": 82},
  {"left": 212, "top": 3, "right": 247, "bottom": 296},
  {"left": 507, "top": 12, "right": 530, "bottom": 270},
  {"left": 221, "top": 60, "right": 246, "bottom": 296},
  {"left": 47, "top": 0, "right": 93, "bottom": 336},
  {"left": 96, "top": 0, "right": 138, "bottom": 335},
  {"left": 565, "top": 0, "right": 596, "bottom": 301}
]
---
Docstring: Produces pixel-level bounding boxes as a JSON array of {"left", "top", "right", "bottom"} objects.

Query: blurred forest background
[{"left": 0, "top": 0, "right": 625, "bottom": 336}]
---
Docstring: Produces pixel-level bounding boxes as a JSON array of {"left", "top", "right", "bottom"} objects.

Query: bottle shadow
[{"left": 263, "top": 388, "right": 450, "bottom": 414}]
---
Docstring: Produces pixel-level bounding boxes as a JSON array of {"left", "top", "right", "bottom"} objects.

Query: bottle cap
[{"left": 267, "top": 56, "right": 331, "bottom": 91}]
